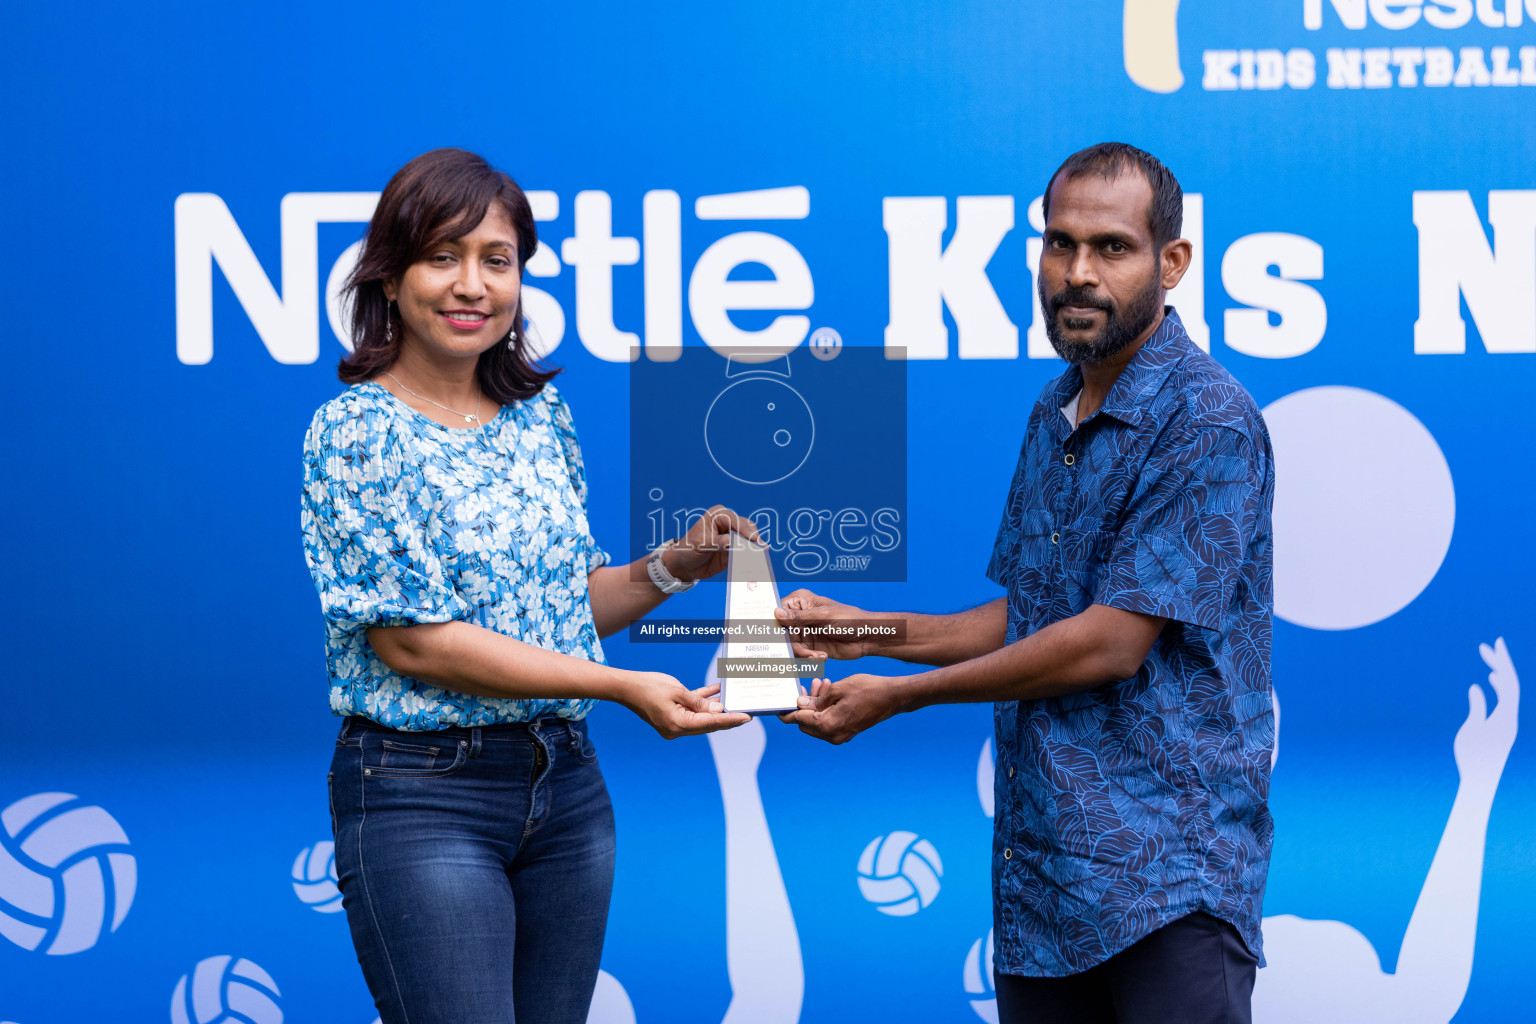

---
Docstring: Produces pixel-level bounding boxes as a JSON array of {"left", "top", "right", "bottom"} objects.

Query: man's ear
[{"left": 1159, "top": 238, "right": 1193, "bottom": 291}]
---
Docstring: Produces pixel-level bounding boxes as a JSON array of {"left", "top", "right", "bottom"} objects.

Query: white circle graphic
[
  {"left": 856, "top": 831, "right": 943, "bottom": 916},
  {"left": 963, "top": 928, "right": 998, "bottom": 1024},
  {"left": 291, "top": 842, "right": 343, "bottom": 913},
  {"left": 977, "top": 739, "right": 994, "bottom": 819},
  {"left": 1264, "top": 386, "right": 1454, "bottom": 630},
  {"left": 0, "top": 792, "right": 136, "bottom": 955},
  {"left": 170, "top": 955, "right": 282, "bottom": 1024}
]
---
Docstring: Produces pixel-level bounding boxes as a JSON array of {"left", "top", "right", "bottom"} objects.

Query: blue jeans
[{"left": 328, "top": 715, "right": 616, "bottom": 1024}]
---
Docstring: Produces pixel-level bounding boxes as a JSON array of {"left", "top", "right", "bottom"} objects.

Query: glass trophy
[{"left": 721, "top": 536, "right": 802, "bottom": 714}]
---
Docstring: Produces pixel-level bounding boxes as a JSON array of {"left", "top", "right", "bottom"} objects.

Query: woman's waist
[{"left": 337, "top": 711, "right": 590, "bottom": 743}]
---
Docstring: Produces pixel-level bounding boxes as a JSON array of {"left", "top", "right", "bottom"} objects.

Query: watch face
[{"left": 703, "top": 377, "right": 816, "bottom": 485}]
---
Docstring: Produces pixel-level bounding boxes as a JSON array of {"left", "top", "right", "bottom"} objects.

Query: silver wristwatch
[{"left": 646, "top": 539, "right": 697, "bottom": 594}]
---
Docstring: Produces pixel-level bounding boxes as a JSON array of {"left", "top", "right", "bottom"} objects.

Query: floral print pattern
[
  {"left": 301, "top": 381, "right": 609, "bottom": 731},
  {"left": 985, "top": 310, "right": 1276, "bottom": 976}
]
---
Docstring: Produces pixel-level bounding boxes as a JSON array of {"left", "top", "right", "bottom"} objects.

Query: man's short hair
[{"left": 1042, "top": 143, "right": 1183, "bottom": 251}]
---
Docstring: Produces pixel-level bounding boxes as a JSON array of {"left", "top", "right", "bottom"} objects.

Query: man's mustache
[{"left": 1048, "top": 288, "right": 1115, "bottom": 315}]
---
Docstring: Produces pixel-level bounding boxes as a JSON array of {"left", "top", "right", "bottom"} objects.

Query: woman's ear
[{"left": 382, "top": 278, "right": 399, "bottom": 303}]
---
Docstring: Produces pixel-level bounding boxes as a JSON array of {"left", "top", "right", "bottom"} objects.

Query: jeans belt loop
[{"left": 469, "top": 726, "right": 482, "bottom": 758}]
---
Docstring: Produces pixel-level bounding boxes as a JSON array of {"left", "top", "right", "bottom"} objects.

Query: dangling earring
[
  {"left": 384, "top": 301, "right": 394, "bottom": 345},
  {"left": 506, "top": 319, "right": 519, "bottom": 350}
]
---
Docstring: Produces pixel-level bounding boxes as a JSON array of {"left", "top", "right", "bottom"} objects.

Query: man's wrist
[{"left": 888, "top": 670, "right": 936, "bottom": 715}]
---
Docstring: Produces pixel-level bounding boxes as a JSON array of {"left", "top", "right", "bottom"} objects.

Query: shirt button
[
  {"left": 1003, "top": 848, "right": 1012, "bottom": 860},
  {"left": 1009, "top": 766, "right": 1015, "bottom": 777},
  {"left": 1063, "top": 453, "right": 1075, "bottom": 466},
  {"left": 1051, "top": 532, "right": 1060, "bottom": 544}
]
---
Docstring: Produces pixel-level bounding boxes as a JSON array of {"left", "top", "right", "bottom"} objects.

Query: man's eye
[
  {"left": 1104, "top": 242, "right": 1127, "bottom": 254},
  {"left": 1048, "top": 239, "right": 1071, "bottom": 251}
]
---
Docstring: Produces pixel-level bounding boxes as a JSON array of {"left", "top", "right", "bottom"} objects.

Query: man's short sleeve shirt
[{"left": 985, "top": 309, "right": 1276, "bottom": 976}]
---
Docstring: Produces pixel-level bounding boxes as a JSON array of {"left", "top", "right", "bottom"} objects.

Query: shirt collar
[
  {"left": 1042, "top": 307, "right": 1193, "bottom": 431},
  {"left": 1095, "top": 307, "right": 1191, "bottom": 427}
]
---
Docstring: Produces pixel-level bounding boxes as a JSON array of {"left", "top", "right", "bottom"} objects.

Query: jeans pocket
[
  {"left": 572, "top": 730, "right": 598, "bottom": 765},
  {"left": 364, "top": 735, "right": 469, "bottom": 777}
]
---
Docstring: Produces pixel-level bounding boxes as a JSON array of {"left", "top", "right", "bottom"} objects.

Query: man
[{"left": 778, "top": 143, "right": 1274, "bottom": 1024}]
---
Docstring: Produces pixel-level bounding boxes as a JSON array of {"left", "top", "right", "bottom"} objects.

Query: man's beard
[{"left": 1040, "top": 273, "right": 1163, "bottom": 366}]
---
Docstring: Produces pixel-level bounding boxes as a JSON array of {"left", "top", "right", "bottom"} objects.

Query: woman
[{"left": 300, "top": 148, "right": 752, "bottom": 1024}]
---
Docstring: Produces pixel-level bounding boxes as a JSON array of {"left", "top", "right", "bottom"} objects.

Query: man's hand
[
  {"left": 774, "top": 590, "right": 887, "bottom": 660},
  {"left": 665, "top": 505, "right": 759, "bottom": 582},
  {"left": 621, "top": 672, "right": 751, "bottom": 739},
  {"left": 778, "top": 673, "right": 902, "bottom": 744}
]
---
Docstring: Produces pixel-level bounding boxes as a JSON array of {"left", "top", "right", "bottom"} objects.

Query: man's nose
[{"left": 1066, "top": 249, "right": 1099, "bottom": 289}]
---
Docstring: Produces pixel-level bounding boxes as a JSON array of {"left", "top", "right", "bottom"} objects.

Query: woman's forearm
[
  {"left": 587, "top": 558, "right": 671, "bottom": 637},
  {"left": 367, "top": 620, "right": 644, "bottom": 705}
]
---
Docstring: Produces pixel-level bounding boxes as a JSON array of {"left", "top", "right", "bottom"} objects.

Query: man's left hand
[{"left": 778, "top": 673, "right": 902, "bottom": 744}]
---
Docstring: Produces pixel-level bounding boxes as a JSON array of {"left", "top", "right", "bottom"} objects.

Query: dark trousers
[{"left": 996, "top": 912, "right": 1256, "bottom": 1024}]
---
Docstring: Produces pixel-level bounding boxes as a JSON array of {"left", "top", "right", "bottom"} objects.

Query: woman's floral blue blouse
[{"left": 301, "top": 380, "right": 609, "bottom": 731}]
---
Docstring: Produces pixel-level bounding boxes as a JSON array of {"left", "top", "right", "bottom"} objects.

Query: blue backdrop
[{"left": 2, "top": 2, "right": 1533, "bottom": 1022}]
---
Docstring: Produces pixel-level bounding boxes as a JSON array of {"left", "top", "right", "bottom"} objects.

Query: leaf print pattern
[
  {"left": 984, "top": 310, "right": 1276, "bottom": 977},
  {"left": 300, "top": 381, "right": 610, "bottom": 731}
]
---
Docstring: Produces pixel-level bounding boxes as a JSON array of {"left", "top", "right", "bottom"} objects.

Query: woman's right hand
[{"left": 619, "top": 671, "right": 751, "bottom": 739}]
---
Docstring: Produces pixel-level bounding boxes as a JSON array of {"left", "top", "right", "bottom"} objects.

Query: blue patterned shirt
[
  {"left": 300, "top": 380, "right": 610, "bottom": 731},
  {"left": 985, "top": 309, "right": 1275, "bottom": 976}
]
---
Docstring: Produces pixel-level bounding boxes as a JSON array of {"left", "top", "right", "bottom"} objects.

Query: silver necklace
[{"left": 383, "top": 371, "right": 483, "bottom": 425}]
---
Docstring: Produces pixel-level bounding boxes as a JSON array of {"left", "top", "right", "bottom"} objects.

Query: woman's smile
[{"left": 440, "top": 308, "right": 493, "bottom": 331}]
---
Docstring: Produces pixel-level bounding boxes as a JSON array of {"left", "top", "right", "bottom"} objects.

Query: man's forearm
[
  {"left": 877, "top": 598, "right": 1009, "bottom": 666},
  {"left": 889, "top": 604, "right": 1163, "bottom": 708}
]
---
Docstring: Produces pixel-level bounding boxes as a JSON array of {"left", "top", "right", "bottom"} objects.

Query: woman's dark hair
[{"left": 338, "top": 148, "right": 558, "bottom": 401}]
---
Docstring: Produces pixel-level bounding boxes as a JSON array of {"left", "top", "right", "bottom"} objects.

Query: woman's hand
[
  {"left": 664, "top": 505, "right": 760, "bottom": 582},
  {"left": 618, "top": 671, "right": 751, "bottom": 739}
]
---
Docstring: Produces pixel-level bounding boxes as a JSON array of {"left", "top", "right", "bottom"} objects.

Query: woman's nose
[{"left": 454, "top": 261, "right": 485, "bottom": 298}]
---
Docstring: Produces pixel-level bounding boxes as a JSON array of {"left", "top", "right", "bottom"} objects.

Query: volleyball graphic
[
  {"left": 964, "top": 928, "right": 998, "bottom": 1023},
  {"left": 0, "top": 792, "right": 135, "bottom": 955},
  {"left": 290, "top": 842, "right": 343, "bottom": 913},
  {"left": 856, "top": 831, "right": 943, "bottom": 916},
  {"left": 170, "top": 956, "right": 282, "bottom": 1024}
]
